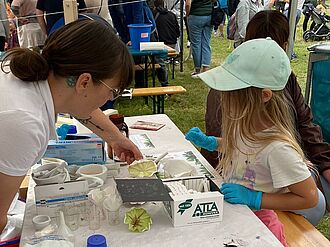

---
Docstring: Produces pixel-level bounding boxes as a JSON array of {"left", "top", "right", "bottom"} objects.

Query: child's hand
[
  {"left": 220, "top": 183, "right": 263, "bottom": 210},
  {"left": 185, "top": 127, "right": 218, "bottom": 151}
]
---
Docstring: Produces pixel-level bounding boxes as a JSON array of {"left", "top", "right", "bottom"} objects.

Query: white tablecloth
[{"left": 20, "top": 114, "right": 282, "bottom": 247}]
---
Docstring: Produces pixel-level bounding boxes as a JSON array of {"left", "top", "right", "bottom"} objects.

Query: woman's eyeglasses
[{"left": 99, "top": 80, "right": 122, "bottom": 101}]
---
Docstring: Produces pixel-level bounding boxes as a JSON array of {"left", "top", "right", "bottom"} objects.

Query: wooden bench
[
  {"left": 275, "top": 211, "right": 330, "bottom": 247},
  {"left": 132, "top": 86, "right": 186, "bottom": 114},
  {"left": 19, "top": 174, "right": 30, "bottom": 201},
  {"left": 134, "top": 63, "right": 161, "bottom": 71}
]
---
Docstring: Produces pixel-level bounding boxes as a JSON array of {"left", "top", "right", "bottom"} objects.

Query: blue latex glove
[
  {"left": 220, "top": 183, "right": 262, "bottom": 210},
  {"left": 56, "top": 124, "right": 70, "bottom": 140},
  {"left": 185, "top": 127, "right": 218, "bottom": 151}
]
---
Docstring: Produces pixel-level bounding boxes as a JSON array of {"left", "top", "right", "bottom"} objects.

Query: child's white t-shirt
[
  {"left": 0, "top": 72, "right": 56, "bottom": 176},
  {"left": 225, "top": 138, "right": 311, "bottom": 194}
]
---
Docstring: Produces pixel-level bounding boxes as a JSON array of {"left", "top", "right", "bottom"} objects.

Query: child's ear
[{"left": 262, "top": 89, "right": 273, "bottom": 103}]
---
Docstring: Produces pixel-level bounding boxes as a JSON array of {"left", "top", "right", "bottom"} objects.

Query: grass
[{"left": 115, "top": 9, "right": 330, "bottom": 239}]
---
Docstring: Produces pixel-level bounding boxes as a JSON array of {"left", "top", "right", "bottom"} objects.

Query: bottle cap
[
  {"left": 87, "top": 234, "right": 107, "bottom": 247},
  {"left": 109, "top": 114, "right": 124, "bottom": 125}
]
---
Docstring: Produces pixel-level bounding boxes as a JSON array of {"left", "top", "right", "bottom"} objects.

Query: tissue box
[
  {"left": 163, "top": 177, "right": 224, "bottom": 227},
  {"left": 43, "top": 134, "right": 106, "bottom": 164},
  {"left": 34, "top": 180, "right": 89, "bottom": 218}
]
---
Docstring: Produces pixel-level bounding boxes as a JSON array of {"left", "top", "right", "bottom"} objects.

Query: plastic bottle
[
  {"left": 87, "top": 234, "right": 107, "bottom": 247},
  {"left": 108, "top": 114, "right": 129, "bottom": 160}
]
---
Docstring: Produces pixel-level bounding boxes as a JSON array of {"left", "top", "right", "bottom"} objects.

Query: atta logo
[{"left": 192, "top": 202, "right": 219, "bottom": 217}]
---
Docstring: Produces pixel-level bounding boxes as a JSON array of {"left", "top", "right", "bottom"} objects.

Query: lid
[
  {"left": 87, "top": 234, "right": 107, "bottom": 247},
  {"left": 308, "top": 43, "right": 330, "bottom": 53},
  {"left": 67, "top": 125, "right": 77, "bottom": 134},
  {"left": 109, "top": 114, "right": 125, "bottom": 126}
]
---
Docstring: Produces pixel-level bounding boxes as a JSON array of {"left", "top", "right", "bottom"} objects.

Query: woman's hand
[{"left": 109, "top": 135, "right": 143, "bottom": 164}]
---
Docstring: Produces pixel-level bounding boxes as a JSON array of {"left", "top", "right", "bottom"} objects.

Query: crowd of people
[{"left": 0, "top": 0, "right": 330, "bottom": 245}]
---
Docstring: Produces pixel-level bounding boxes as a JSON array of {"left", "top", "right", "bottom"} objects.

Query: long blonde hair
[{"left": 217, "top": 87, "right": 304, "bottom": 178}]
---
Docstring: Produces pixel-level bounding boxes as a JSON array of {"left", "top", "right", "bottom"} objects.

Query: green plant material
[
  {"left": 128, "top": 159, "right": 157, "bottom": 177},
  {"left": 124, "top": 208, "right": 152, "bottom": 232}
]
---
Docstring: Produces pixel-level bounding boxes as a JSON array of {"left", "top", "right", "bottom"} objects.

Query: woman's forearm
[{"left": 75, "top": 108, "right": 122, "bottom": 144}]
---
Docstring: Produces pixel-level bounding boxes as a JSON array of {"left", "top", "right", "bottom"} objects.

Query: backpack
[
  {"left": 228, "top": 0, "right": 240, "bottom": 16},
  {"left": 211, "top": 2, "right": 225, "bottom": 26},
  {"left": 227, "top": 13, "right": 236, "bottom": 40}
]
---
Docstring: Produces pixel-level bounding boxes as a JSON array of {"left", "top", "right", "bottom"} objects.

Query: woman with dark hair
[
  {"left": 0, "top": 19, "right": 143, "bottom": 234},
  {"left": 195, "top": 10, "right": 328, "bottom": 225}
]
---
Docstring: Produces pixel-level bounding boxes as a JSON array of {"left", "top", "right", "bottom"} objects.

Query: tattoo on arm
[
  {"left": 88, "top": 120, "right": 105, "bottom": 132},
  {"left": 76, "top": 116, "right": 92, "bottom": 125},
  {"left": 75, "top": 116, "right": 105, "bottom": 132}
]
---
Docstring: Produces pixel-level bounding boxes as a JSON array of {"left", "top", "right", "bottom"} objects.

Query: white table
[{"left": 20, "top": 114, "right": 282, "bottom": 247}]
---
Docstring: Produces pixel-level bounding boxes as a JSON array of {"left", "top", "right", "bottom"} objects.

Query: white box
[
  {"left": 140, "top": 42, "right": 165, "bottom": 51},
  {"left": 43, "top": 134, "right": 106, "bottom": 164},
  {"left": 163, "top": 178, "right": 224, "bottom": 227},
  {"left": 34, "top": 180, "right": 89, "bottom": 218}
]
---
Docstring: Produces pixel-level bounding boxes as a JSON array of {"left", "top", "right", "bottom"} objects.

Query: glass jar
[{"left": 108, "top": 114, "right": 129, "bottom": 160}]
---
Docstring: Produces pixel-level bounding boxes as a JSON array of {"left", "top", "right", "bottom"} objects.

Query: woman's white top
[{"left": 0, "top": 72, "right": 56, "bottom": 176}]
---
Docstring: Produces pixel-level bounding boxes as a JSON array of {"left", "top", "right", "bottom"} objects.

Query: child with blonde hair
[{"left": 186, "top": 38, "right": 325, "bottom": 225}]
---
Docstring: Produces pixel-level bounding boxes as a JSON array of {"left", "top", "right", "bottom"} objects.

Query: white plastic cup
[
  {"left": 32, "top": 215, "right": 51, "bottom": 231},
  {"left": 64, "top": 205, "right": 79, "bottom": 231},
  {"left": 106, "top": 209, "right": 120, "bottom": 225},
  {"left": 89, "top": 205, "right": 101, "bottom": 230},
  {"left": 103, "top": 197, "right": 121, "bottom": 226}
]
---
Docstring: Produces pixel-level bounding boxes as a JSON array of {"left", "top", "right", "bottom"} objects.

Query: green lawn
[{"left": 116, "top": 9, "right": 330, "bottom": 239}]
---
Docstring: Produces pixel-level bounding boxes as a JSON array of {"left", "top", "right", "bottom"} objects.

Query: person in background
[
  {"left": 200, "top": 10, "right": 329, "bottom": 223},
  {"left": 186, "top": 0, "right": 213, "bottom": 77},
  {"left": 108, "top": 0, "right": 127, "bottom": 40},
  {"left": 0, "top": 0, "right": 10, "bottom": 51},
  {"left": 284, "top": 0, "right": 305, "bottom": 60},
  {"left": 85, "top": 0, "right": 113, "bottom": 26},
  {"left": 214, "top": 0, "right": 230, "bottom": 38},
  {"left": 234, "top": 0, "right": 261, "bottom": 47},
  {"left": 0, "top": 19, "right": 142, "bottom": 235},
  {"left": 114, "top": 1, "right": 169, "bottom": 87},
  {"left": 153, "top": 0, "right": 180, "bottom": 49},
  {"left": 11, "top": 0, "right": 46, "bottom": 49},
  {"left": 36, "top": 0, "right": 87, "bottom": 35}
]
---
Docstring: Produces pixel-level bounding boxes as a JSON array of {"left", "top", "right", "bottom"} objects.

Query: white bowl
[
  {"left": 32, "top": 215, "right": 51, "bottom": 231},
  {"left": 76, "top": 164, "right": 108, "bottom": 182},
  {"left": 76, "top": 176, "right": 104, "bottom": 189},
  {"left": 32, "top": 163, "right": 70, "bottom": 185}
]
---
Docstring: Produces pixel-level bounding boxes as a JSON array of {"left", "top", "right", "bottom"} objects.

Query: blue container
[
  {"left": 128, "top": 23, "right": 152, "bottom": 50},
  {"left": 87, "top": 234, "right": 107, "bottom": 247},
  {"left": 310, "top": 44, "right": 330, "bottom": 142}
]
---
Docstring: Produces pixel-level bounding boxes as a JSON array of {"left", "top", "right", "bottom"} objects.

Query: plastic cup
[
  {"left": 89, "top": 205, "right": 101, "bottom": 230},
  {"left": 103, "top": 197, "right": 121, "bottom": 226},
  {"left": 64, "top": 204, "right": 79, "bottom": 231},
  {"left": 106, "top": 209, "right": 120, "bottom": 226}
]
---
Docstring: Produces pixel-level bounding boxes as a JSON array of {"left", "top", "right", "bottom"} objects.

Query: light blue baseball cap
[{"left": 198, "top": 38, "right": 291, "bottom": 91}]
